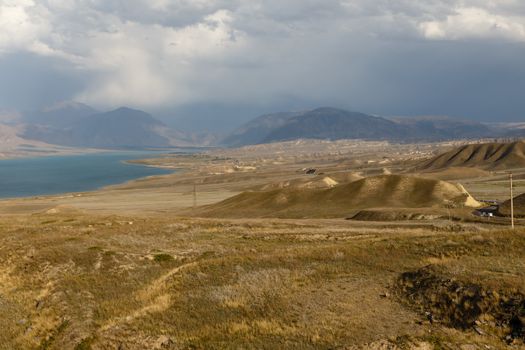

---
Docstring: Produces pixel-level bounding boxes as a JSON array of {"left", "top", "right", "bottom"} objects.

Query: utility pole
[
  {"left": 510, "top": 172, "right": 515, "bottom": 229},
  {"left": 193, "top": 183, "right": 197, "bottom": 210}
]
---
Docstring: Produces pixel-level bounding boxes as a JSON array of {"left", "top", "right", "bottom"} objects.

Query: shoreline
[
  {"left": 0, "top": 144, "right": 209, "bottom": 161},
  {"left": 0, "top": 143, "right": 124, "bottom": 161}
]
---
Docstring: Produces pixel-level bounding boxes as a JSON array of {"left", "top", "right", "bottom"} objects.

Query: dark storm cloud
[
  {"left": 324, "top": 39, "right": 525, "bottom": 121},
  {"left": 0, "top": 52, "right": 85, "bottom": 110},
  {"left": 0, "top": 0, "right": 524, "bottom": 126}
]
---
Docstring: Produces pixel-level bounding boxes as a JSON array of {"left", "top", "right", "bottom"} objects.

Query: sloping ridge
[
  {"left": 197, "top": 175, "right": 480, "bottom": 218},
  {"left": 499, "top": 193, "right": 525, "bottom": 217},
  {"left": 258, "top": 176, "right": 340, "bottom": 191},
  {"left": 420, "top": 141, "right": 525, "bottom": 171},
  {"left": 221, "top": 112, "right": 302, "bottom": 147},
  {"left": 22, "top": 101, "right": 97, "bottom": 128}
]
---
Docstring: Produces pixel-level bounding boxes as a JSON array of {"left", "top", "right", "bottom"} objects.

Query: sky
[{"left": 0, "top": 0, "right": 524, "bottom": 131}]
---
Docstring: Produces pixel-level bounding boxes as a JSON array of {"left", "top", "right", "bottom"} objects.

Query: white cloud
[
  {"left": 75, "top": 9, "right": 248, "bottom": 107},
  {"left": 0, "top": 1, "right": 50, "bottom": 53},
  {"left": 420, "top": 7, "right": 525, "bottom": 41}
]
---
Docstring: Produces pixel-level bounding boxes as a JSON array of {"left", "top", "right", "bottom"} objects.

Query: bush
[{"left": 154, "top": 253, "right": 174, "bottom": 263}]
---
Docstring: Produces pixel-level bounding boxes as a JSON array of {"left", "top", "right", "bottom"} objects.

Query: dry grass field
[
  {"left": 1, "top": 139, "right": 524, "bottom": 349},
  {"left": 0, "top": 213, "right": 524, "bottom": 349}
]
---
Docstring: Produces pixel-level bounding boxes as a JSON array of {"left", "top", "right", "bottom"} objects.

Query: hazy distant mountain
[
  {"left": 0, "top": 124, "right": 47, "bottom": 150},
  {"left": 21, "top": 107, "right": 185, "bottom": 149},
  {"left": 221, "top": 111, "right": 303, "bottom": 147},
  {"left": 262, "top": 108, "right": 407, "bottom": 143},
  {"left": 16, "top": 103, "right": 512, "bottom": 149},
  {"left": 222, "top": 108, "right": 498, "bottom": 147},
  {"left": 499, "top": 123, "right": 525, "bottom": 138},
  {"left": 392, "top": 116, "right": 493, "bottom": 140},
  {"left": 22, "top": 101, "right": 98, "bottom": 128},
  {"left": 222, "top": 108, "right": 404, "bottom": 146},
  {"left": 68, "top": 107, "right": 172, "bottom": 148}
]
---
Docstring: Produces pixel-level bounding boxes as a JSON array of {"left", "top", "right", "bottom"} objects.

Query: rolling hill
[
  {"left": 420, "top": 141, "right": 525, "bottom": 171},
  {"left": 221, "top": 108, "right": 496, "bottom": 147},
  {"left": 196, "top": 175, "right": 481, "bottom": 218}
]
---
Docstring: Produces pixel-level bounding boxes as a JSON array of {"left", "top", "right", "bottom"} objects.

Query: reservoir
[{"left": 0, "top": 152, "right": 172, "bottom": 199}]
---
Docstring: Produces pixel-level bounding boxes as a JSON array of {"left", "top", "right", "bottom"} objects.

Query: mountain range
[{"left": 1, "top": 103, "right": 522, "bottom": 150}]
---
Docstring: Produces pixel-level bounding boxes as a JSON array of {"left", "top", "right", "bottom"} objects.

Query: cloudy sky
[{"left": 0, "top": 0, "right": 524, "bottom": 130}]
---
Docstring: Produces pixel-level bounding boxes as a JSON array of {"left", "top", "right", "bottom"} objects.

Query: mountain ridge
[
  {"left": 20, "top": 105, "right": 187, "bottom": 149},
  {"left": 221, "top": 107, "right": 496, "bottom": 147},
  {"left": 9, "top": 104, "right": 521, "bottom": 149},
  {"left": 22, "top": 101, "right": 98, "bottom": 128},
  {"left": 419, "top": 141, "right": 525, "bottom": 171}
]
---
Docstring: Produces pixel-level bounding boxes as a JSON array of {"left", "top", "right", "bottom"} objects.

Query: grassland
[{"left": 0, "top": 213, "right": 523, "bottom": 349}]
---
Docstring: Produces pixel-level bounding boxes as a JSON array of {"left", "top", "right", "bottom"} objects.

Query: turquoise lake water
[{"left": 0, "top": 152, "right": 173, "bottom": 199}]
